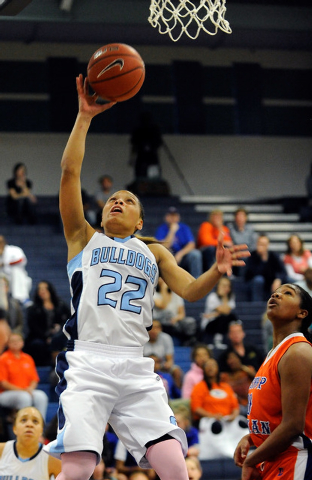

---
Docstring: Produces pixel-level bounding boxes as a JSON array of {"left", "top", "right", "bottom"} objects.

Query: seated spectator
[
  {"left": 295, "top": 267, "right": 312, "bottom": 296},
  {"left": 153, "top": 278, "right": 197, "bottom": 346},
  {"left": 155, "top": 206, "right": 202, "bottom": 278},
  {"left": 0, "top": 333, "right": 48, "bottom": 428},
  {"left": 0, "top": 273, "right": 24, "bottom": 335},
  {"left": 219, "top": 350, "right": 255, "bottom": 416},
  {"left": 114, "top": 439, "right": 156, "bottom": 479},
  {"left": 94, "top": 174, "right": 114, "bottom": 227},
  {"left": 244, "top": 234, "right": 287, "bottom": 301},
  {"left": 190, "top": 358, "right": 239, "bottom": 425},
  {"left": 218, "top": 320, "right": 264, "bottom": 374},
  {"left": 82, "top": 188, "right": 98, "bottom": 227},
  {"left": 228, "top": 208, "right": 258, "bottom": 277},
  {"left": 181, "top": 344, "right": 212, "bottom": 400},
  {"left": 149, "top": 354, "right": 181, "bottom": 399},
  {"left": 0, "top": 235, "right": 32, "bottom": 304},
  {"left": 185, "top": 457, "right": 202, "bottom": 480},
  {"left": 200, "top": 276, "right": 237, "bottom": 347},
  {"left": 91, "top": 458, "right": 119, "bottom": 480},
  {"left": 143, "top": 319, "right": 183, "bottom": 390},
  {"left": 6, "top": 162, "right": 37, "bottom": 225},
  {"left": 0, "top": 406, "right": 61, "bottom": 476},
  {"left": 173, "top": 405, "right": 200, "bottom": 457},
  {"left": 261, "top": 310, "right": 273, "bottom": 354},
  {"left": 282, "top": 234, "right": 312, "bottom": 282},
  {"left": 0, "top": 308, "right": 10, "bottom": 356},
  {"left": 25, "top": 280, "right": 70, "bottom": 366},
  {"left": 197, "top": 210, "right": 233, "bottom": 271}
]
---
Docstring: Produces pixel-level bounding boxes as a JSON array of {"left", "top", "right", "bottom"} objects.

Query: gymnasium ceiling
[{"left": 0, "top": 0, "right": 311, "bottom": 50}]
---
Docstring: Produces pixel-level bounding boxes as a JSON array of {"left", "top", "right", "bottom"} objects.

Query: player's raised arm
[{"left": 59, "top": 75, "right": 115, "bottom": 259}]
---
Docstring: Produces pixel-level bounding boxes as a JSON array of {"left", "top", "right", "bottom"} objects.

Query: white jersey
[
  {"left": 64, "top": 232, "right": 159, "bottom": 347},
  {"left": 0, "top": 440, "right": 49, "bottom": 480}
]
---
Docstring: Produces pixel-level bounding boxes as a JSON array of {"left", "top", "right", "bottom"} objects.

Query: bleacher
[{"left": 1, "top": 193, "right": 309, "bottom": 479}]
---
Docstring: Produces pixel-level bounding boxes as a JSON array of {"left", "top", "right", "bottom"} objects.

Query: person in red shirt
[
  {"left": 197, "top": 210, "right": 233, "bottom": 271},
  {"left": 234, "top": 284, "right": 312, "bottom": 480},
  {"left": 0, "top": 333, "right": 48, "bottom": 427}
]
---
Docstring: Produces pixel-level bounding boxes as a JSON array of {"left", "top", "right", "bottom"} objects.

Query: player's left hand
[
  {"left": 241, "top": 464, "right": 262, "bottom": 480},
  {"left": 216, "top": 233, "right": 250, "bottom": 276}
]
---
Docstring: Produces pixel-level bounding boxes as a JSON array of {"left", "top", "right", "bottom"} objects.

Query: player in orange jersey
[{"left": 234, "top": 283, "right": 312, "bottom": 480}]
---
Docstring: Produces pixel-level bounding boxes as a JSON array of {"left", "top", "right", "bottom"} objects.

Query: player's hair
[{"left": 292, "top": 284, "right": 312, "bottom": 341}]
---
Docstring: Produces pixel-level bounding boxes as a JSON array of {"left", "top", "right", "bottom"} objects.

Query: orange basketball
[{"left": 87, "top": 43, "right": 145, "bottom": 102}]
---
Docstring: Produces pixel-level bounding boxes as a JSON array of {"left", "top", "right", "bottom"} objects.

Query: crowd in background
[{"left": 1, "top": 162, "right": 312, "bottom": 479}]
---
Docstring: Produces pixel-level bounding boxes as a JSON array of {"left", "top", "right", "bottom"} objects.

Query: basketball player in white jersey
[
  {"left": 0, "top": 406, "right": 61, "bottom": 478},
  {"left": 44, "top": 74, "right": 250, "bottom": 480}
]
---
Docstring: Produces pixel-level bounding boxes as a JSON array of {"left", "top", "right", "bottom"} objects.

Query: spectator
[
  {"left": 181, "top": 344, "right": 212, "bottom": 400},
  {"left": 153, "top": 278, "right": 197, "bottom": 346},
  {"left": 114, "top": 439, "right": 156, "bottom": 480},
  {"left": 82, "top": 188, "right": 98, "bottom": 227},
  {"left": 149, "top": 354, "right": 181, "bottom": 399},
  {"left": 130, "top": 111, "right": 163, "bottom": 180},
  {"left": 185, "top": 457, "right": 202, "bottom": 480},
  {"left": 200, "top": 276, "right": 237, "bottom": 347},
  {"left": 6, "top": 162, "right": 37, "bottom": 225},
  {"left": 219, "top": 350, "right": 255, "bottom": 416},
  {"left": 282, "top": 234, "right": 312, "bottom": 282},
  {"left": 261, "top": 310, "right": 273, "bottom": 355},
  {"left": 155, "top": 206, "right": 202, "bottom": 278},
  {"left": 0, "top": 235, "right": 32, "bottom": 305},
  {"left": 228, "top": 208, "right": 258, "bottom": 277},
  {"left": 218, "top": 320, "right": 264, "bottom": 374},
  {"left": 0, "top": 273, "right": 24, "bottom": 335},
  {"left": 228, "top": 208, "right": 258, "bottom": 252},
  {"left": 295, "top": 267, "right": 312, "bottom": 296},
  {"left": 143, "top": 319, "right": 183, "bottom": 390},
  {"left": 0, "top": 406, "right": 61, "bottom": 476},
  {"left": 129, "top": 473, "right": 149, "bottom": 480},
  {"left": 244, "top": 234, "right": 287, "bottom": 301},
  {"left": 91, "top": 458, "right": 119, "bottom": 480},
  {"left": 0, "top": 308, "right": 10, "bottom": 356},
  {"left": 197, "top": 210, "right": 233, "bottom": 271},
  {"left": 94, "top": 175, "right": 114, "bottom": 227},
  {"left": 190, "top": 358, "right": 239, "bottom": 425},
  {"left": 0, "top": 333, "right": 48, "bottom": 426},
  {"left": 173, "top": 405, "right": 200, "bottom": 457},
  {"left": 25, "top": 280, "right": 70, "bottom": 366}
]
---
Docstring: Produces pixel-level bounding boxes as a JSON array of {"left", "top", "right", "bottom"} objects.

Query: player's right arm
[{"left": 60, "top": 75, "right": 115, "bottom": 261}]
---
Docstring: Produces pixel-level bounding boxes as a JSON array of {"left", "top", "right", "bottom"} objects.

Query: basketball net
[{"left": 148, "top": 0, "right": 232, "bottom": 42}]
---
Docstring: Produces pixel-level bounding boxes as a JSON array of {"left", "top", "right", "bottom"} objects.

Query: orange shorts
[{"left": 257, "top": 449, "right": 312, "bottom": 480}]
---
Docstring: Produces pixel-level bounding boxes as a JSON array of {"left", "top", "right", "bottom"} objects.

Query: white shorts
[{"left": 44, "top": 340, "right": 187, "bottom": 468}]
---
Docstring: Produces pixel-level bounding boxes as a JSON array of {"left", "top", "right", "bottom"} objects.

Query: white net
[{"left": 148, "top": 0, "right": 232, "bottom": 42}]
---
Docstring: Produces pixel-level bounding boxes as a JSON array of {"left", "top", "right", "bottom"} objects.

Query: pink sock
[
  {"left": 56, "top": 451, "right": 97, "bottom": 480},
  {"left": 146, "top": 438, "right": 188, "bottom": 480}
]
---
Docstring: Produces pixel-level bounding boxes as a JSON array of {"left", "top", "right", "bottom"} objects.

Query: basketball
[{"left": 87, "top": 43, "right": 145, "bottom": 102}]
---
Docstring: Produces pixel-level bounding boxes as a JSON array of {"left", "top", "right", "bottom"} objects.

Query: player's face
[
  {"left": 13, "top": 407, "right": 43, "bottom": 441},
  {"left": 101, "top": 190, "right": 143, "bottom": 236},
  {"left": 267, "top": 284, "right": 307, "bottom": 323}
]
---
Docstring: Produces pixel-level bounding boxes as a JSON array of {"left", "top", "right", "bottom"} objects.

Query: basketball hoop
[{"left": 148, "top": 0, "right": 232, "bottom": 42}]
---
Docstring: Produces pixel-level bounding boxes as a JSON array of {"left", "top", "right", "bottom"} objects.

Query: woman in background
[
  {"left": 6, "top": 162, "right": 37, "bottom": 225},
  {"left": 283, "top": 234, "right": 312, "bottom": 282}
]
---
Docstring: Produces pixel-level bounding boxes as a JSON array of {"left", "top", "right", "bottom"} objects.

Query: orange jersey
[
  {"left": 0, "top": 350, "right": 39, "bottom": 392},
  {"left": 248, "top": 333, "right": 312, "bottom": 452}
]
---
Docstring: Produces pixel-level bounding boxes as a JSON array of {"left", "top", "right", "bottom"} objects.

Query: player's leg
[
  {"left": 146, "top": 437, "right": 188, "bottom": 480},
  {"left": 56, "top": 451, "right": 97, "bottom": 480}
]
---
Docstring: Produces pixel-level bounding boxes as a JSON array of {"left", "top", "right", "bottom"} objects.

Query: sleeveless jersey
[
  {"left": 64, "top": 232, "right": 159, "bottom": 347},
  {"left": 0, "top": 440, "right": 49, "bottom": 479},
  {"left": 247, "top": 333, "right": 312, "bottom": 452}
]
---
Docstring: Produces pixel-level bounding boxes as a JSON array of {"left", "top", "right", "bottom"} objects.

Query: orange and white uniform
[{"left": 247, "top": 333, "right": 312, "bottom": 480}]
